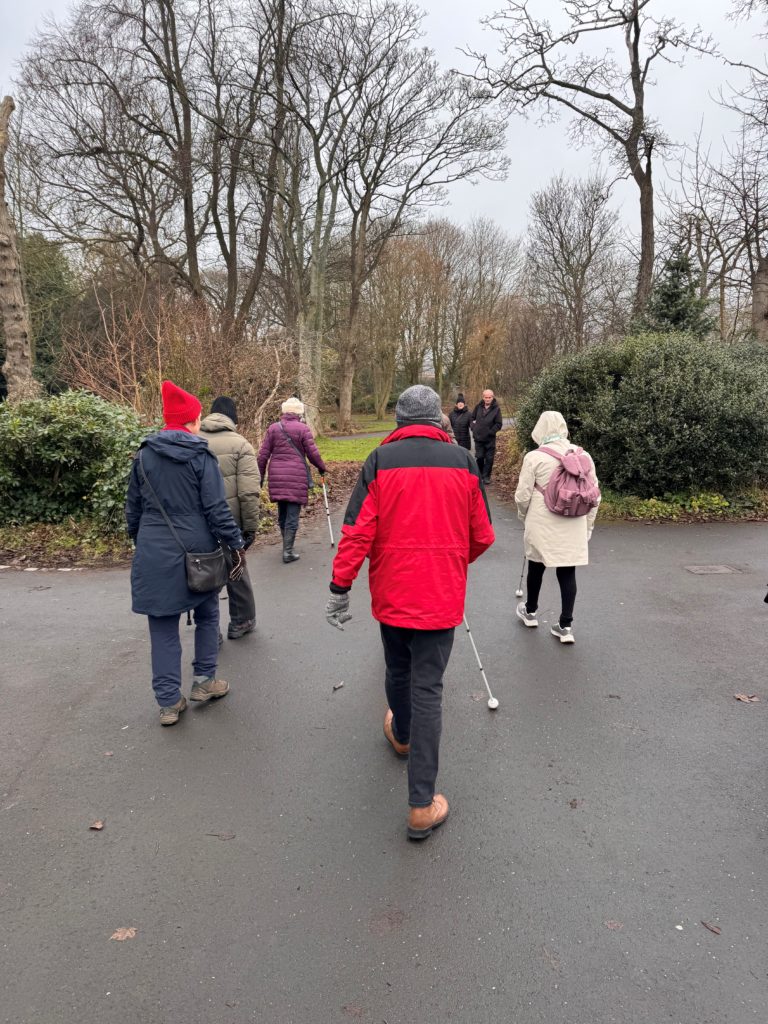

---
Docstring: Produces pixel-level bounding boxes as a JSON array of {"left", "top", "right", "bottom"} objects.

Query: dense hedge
[
  {"left": 516, "top": 333, "right": 768, "bottom": 497},
  {"left": 0, "top": 391, "right": 146, "bottom": 528}
]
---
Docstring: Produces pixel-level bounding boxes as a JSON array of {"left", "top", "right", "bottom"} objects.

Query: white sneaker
[
  {"left": 551, "top": 624, "right": 575, "bottom": 644},
  {"left": 516, "top": 602, "right": 538, "bottom": 627}
]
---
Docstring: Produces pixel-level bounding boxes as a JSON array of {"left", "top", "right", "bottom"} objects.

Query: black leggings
[{"left": 525, "top": 561, "right": 577, "bottom": 628}]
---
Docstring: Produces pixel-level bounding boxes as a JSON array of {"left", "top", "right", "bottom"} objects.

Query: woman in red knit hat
[{"left": 125, "top": 381, "right": 246, "bottom": 725}]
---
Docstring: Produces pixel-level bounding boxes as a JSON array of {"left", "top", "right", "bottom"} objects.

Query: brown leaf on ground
[
  {"left": 701, "top": 921, "right": 722, "bottom": 935},
  {"left": 109, "top": 927, "right": 137, "bottom": 941},
  {"left": 89, "top": 820, "right": 105, "bottom": 830},
  {"left": 604, "top": 920, "right": 624, "bottom": 930},
  {"left": 568, "top": 798, "right": 584, "bottom": 809},
  {"left": 734, "top": 693, "right": 760, "bottom": 702}
]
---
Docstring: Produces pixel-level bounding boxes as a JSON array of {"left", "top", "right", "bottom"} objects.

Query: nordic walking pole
[
  {"left": 321, "top": 478, "right": 335, "bottom": 547},
  {"left": 515, "top": 555, "right": 526, "bottom": 597},
  {"left": 463, "top": 614, "right": 499, "bottom": 710}
]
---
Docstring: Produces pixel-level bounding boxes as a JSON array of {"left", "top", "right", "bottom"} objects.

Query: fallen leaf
[
  {"left": 333, "top": 681, "right": 345, "bottom": 691},
  {"left": 341, "top": 1006, "right": 364, "bottom": 1019},
  {"left": 110, "top": 927, "right": 137, "bottom": 941},
  {"left": 734, "top": 693, "right": 760, "bottom": 702},
  {"left": 607, "top": 694, "right": 621, "bottom": 699},
  {"left": 205, "top": 832, "right": 236, "bottom": 841},
  {"left": 568, "top": 798, "right": 584, "bottom": 810},
  {"left": 701, "top": 920, "right": 721, "bottom": 935},
  {"left": 604, "top": 920, "right": 623, "bottom": 930},
  {"left": 89, "top": 820, "right": 105, "bottom": 831}
]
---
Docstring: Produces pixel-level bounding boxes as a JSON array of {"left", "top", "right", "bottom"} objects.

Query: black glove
[
  {"left": 243, "top": 532, "right": 255, "bottom": 550},
  {"left": 229, "top": 548, "right": 246, "bottom": 582}
]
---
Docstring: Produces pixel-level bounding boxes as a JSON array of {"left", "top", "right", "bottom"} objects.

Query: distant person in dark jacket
[
  {"left": 471, "top": 389, "right": 503, "bottom": 483},
  {"left": 125, "top": 381, "right": 245, "bottom": 726},
  {"left": 449, "top": 394, "right": 472, "bottom": 450},
  {"left": 257, "top": 397, "right": 328, "bottom": 564},
  {"left": 201, "top": 397, "right": 261, "bottom": 639}
]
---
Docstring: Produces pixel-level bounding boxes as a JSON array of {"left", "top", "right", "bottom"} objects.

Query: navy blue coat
[{"left": 125, "top": 431, "right": 244, "bottom": 617}]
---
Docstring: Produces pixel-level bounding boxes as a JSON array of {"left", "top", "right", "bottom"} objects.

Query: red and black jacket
[{"left": 330, "top": 424, "right": 495, "bottom": 630}]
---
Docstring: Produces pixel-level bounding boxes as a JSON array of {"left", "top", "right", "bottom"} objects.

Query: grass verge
[{"left": 316, "top": 435, "right": 382, "bottom": 462}]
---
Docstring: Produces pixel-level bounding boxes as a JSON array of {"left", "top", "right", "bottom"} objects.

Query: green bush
[
  {"left": 0, "top": 391, "right": 146, "bottom": 529},
  {"left": 517, "top": 333, "right": 768, "bottom": 497}
]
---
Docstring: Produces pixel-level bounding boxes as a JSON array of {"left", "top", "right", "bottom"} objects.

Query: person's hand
[
  {"left": 326, "top": 591, "right": 351, "bottom": 630},
  {"left": 243, "top": 532, "right": 255, "bottom": 550},
  {"left": 230, "top": 547, "right": 246, "bottom": 581}
]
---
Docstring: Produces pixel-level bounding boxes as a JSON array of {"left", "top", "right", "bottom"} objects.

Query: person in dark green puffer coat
[{"left": 201, "top": 397, "right": 260, "bottom": 638}]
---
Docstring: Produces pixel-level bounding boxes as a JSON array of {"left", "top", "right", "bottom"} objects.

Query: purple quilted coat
[{"left": 257, "top": 413, "right": 328, "bottom": 505}]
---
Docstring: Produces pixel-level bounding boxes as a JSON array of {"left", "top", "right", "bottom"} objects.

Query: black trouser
[
  {"left": 223, "top": 548, "right": 256, "bottom": 625},
  {"left": 380, "top": 624, "right": 455, "bottom": 807},
  {"left": 474, "top": 439, "right": 496, "bottom": 481},
  {"left": 525, "top": 561, "right": 577, "bottom": 628},
  {"left": 277, "top": 500, "right": 301, "bottom": 534},
  {"left": 456, "top": 436, "right": 471, "bottom": 451}
]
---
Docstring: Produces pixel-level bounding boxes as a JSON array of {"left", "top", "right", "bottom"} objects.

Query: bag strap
[
  {"left": 138, "top": 450, "right": 188, "bottom": 555},
  {"left": 538, "top": 445, "right": 564, "bottom": 462},
  {"left": 279, "top": 421, "right": 313, "bottom": 488}
]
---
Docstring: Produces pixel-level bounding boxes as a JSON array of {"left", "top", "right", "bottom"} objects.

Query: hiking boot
[
  {"left": 227, "top": 619, "right": 255, "bottom": 640},
  {"left": 407, "top": 794, "right": 449, "bottom": 840},
  {"left": 218, "top": 632, "right": 224, "bottom": 648},
  {"left": 551, "top": 624, "right": 575, "bottom": 644},
  {"left": 383, "top": 708, "right": 410, "bottom": 756},
  {"left": 159, "top": 696, "right": 187, "bottom": 726},
  {"left": 190, "top": 676, "right": 230, "bottom": 702},
  {"left": 282, "top": 529, "right": 300, "bottom": 564},
  {"left": 516, "top": 601, "right": 538, "bottom": 627}
]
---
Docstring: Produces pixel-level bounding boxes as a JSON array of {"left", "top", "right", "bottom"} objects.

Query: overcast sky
[{"left": 1, "top": 0, "right": 764, "bottom": 238}]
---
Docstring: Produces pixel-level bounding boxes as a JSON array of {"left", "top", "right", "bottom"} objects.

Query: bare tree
[
  {"left": 525, "top": 173, "right": 629, "bottom": 351},
  {"left": 0, "top": 96, "right": 40, "bottom": 400},
  {"left": 472, "top": 0, "right": 706, "bottom": 315}
]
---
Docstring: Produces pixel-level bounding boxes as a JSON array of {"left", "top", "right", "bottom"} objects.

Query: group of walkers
[{"left": 126, "top": 379, "right": 599, "bottom": 837}]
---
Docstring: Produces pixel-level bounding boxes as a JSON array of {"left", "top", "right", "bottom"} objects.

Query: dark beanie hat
[
  {"left": 456, "top": 393, "right": 465, "bottom": 404},
  {"left": 211, "top": 396, "right": 238, "bottom": 424}
]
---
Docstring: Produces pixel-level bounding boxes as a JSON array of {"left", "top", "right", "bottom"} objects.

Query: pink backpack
[{"left": 534, "top": 446, "right": 601, "bottom": 518}]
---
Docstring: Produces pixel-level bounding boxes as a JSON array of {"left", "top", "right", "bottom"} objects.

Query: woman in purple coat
[{"left": 258, "top": 397, "right": 328, "bottom": 563}]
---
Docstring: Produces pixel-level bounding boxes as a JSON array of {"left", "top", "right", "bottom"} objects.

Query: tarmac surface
[{"left": 1, "top": 500, "right": 767, "bottom": 1024}]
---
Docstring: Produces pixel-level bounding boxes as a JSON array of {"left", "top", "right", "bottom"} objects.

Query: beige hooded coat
[
  {"left": 200, "top": 413, "right": 261, "bottom": 535},
  {"left": 514, "top": 411, "right": 600, "bottom": 567}
]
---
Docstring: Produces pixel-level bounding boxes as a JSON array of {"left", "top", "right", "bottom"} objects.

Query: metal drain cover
[{"left": 684, "top": 564, "right": 740, "bottom": 575}]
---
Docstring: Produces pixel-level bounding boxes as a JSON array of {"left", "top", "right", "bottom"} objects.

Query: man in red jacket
[{"left": 326, "top": 385, "right": 495, "bottom": 840}]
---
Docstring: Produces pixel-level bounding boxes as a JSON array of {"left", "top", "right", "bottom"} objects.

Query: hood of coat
[
  {"left": 143, "top": 430, "right": 210, "bottom": 463},
  {"left": 532, "top": 411, "right": 569, "bottom": 446},
  {"left": 381, "top": 423, "right": 452, "bottom": 446},
  {"left": 201, "top": 412, "right": 236, "bottom": 434}
]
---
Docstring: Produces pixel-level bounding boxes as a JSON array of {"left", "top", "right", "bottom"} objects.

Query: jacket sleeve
[
  {"left": 468, "top": 459, "right": 495, "bottom": 563},
  {"left": 125, "top": 458, "right": 143, "bottom": 539},
  {"left": 257, "top": 427, "right": 273, "bottom": 479},
  {"left": 236, "top": 440, "right": 262, "bottom": 535},
  {"left": 515, "top": 454, "right": 536, "bottom": 522},
  {"left": 300, "top": 427, "right": 328, "bottom": 475},
  {"left": 199, "top": 453, "right": 244, "bottom": 549},
  {"left": 492, "top": 406, "right": 503, "bottom": 435},
  {"left": 330, "top": 454, "right": 378, "bottom": 591}
]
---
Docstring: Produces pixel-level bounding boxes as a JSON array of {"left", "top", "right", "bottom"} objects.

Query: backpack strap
[{"left": 538, "top": 445, "right": 564, "bottom": 461}]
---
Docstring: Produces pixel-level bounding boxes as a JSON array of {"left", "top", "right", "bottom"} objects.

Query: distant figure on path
[
  {"left": 257, "top": 397, "right": 328, "bottom": 564},
  {"left": 325, "top": 385, "right": 495, "bottom": 840},
  {"left": 514, "top": 411, "right": 600, "bottom": 644},
  {"left": 449, "top": 393, "right": 472, "bottom": 450},
  {"left": 201, "top": 397, "right": 260, "bottom": 639},
  {"left": 471, "top": 389, "right": 503, "bottom": 483},
  {"left": 126, "top": 381, "right": 245, "bottom": 725}
]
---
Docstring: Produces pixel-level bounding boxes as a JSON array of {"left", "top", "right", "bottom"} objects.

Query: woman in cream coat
[{"left": 514, "top": 411, "right": 599, "bottom": 643}]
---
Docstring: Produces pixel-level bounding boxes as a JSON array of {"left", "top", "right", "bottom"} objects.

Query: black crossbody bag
[
  {"left": 278, "top": 421, "right": 314, "bottom": 489},
  {"left": 138, "top": 451, "right": 228, "bottom": 593}
]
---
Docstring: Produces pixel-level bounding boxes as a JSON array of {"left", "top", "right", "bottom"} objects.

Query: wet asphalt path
[{"left": 1, "top": 502, "right": 767, "bottom": 1024}]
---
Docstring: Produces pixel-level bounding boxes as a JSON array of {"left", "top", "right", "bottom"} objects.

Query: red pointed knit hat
[{"left": 161, "top": 380, "right": 202, "bottom": 430}]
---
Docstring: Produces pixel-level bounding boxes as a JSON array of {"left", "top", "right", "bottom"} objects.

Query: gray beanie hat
[{"left": 395, "top": 384, "right": 443, "bottom": 428}]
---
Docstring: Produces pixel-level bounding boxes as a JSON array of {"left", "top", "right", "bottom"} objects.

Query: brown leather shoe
[
  {"left": 383, "top": 708, "right": 409, "bottom": 756},
  {"left": 407, "top": 794, "right": 449, "bottom": 840}
]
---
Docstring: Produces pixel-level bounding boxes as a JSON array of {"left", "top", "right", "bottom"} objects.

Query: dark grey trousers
[
  {"left": 223, "top": 548, "right": 256, "bottom": 625},
  {"left": 380, "top": 623, "right": 455, "bottom": 807}
]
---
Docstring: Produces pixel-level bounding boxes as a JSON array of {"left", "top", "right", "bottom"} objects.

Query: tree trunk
[
  {"left": 337, "top": 347, "right": 356, "bottom": 432},
  {"left": 752, "top": 253, "right": 768, "bottom": 344},
  {"left": 633, "top": 173, "right": 655, "bottom": 317},
  {"left": 0, "top": 96, "right": 40, "bottom": 400}
]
